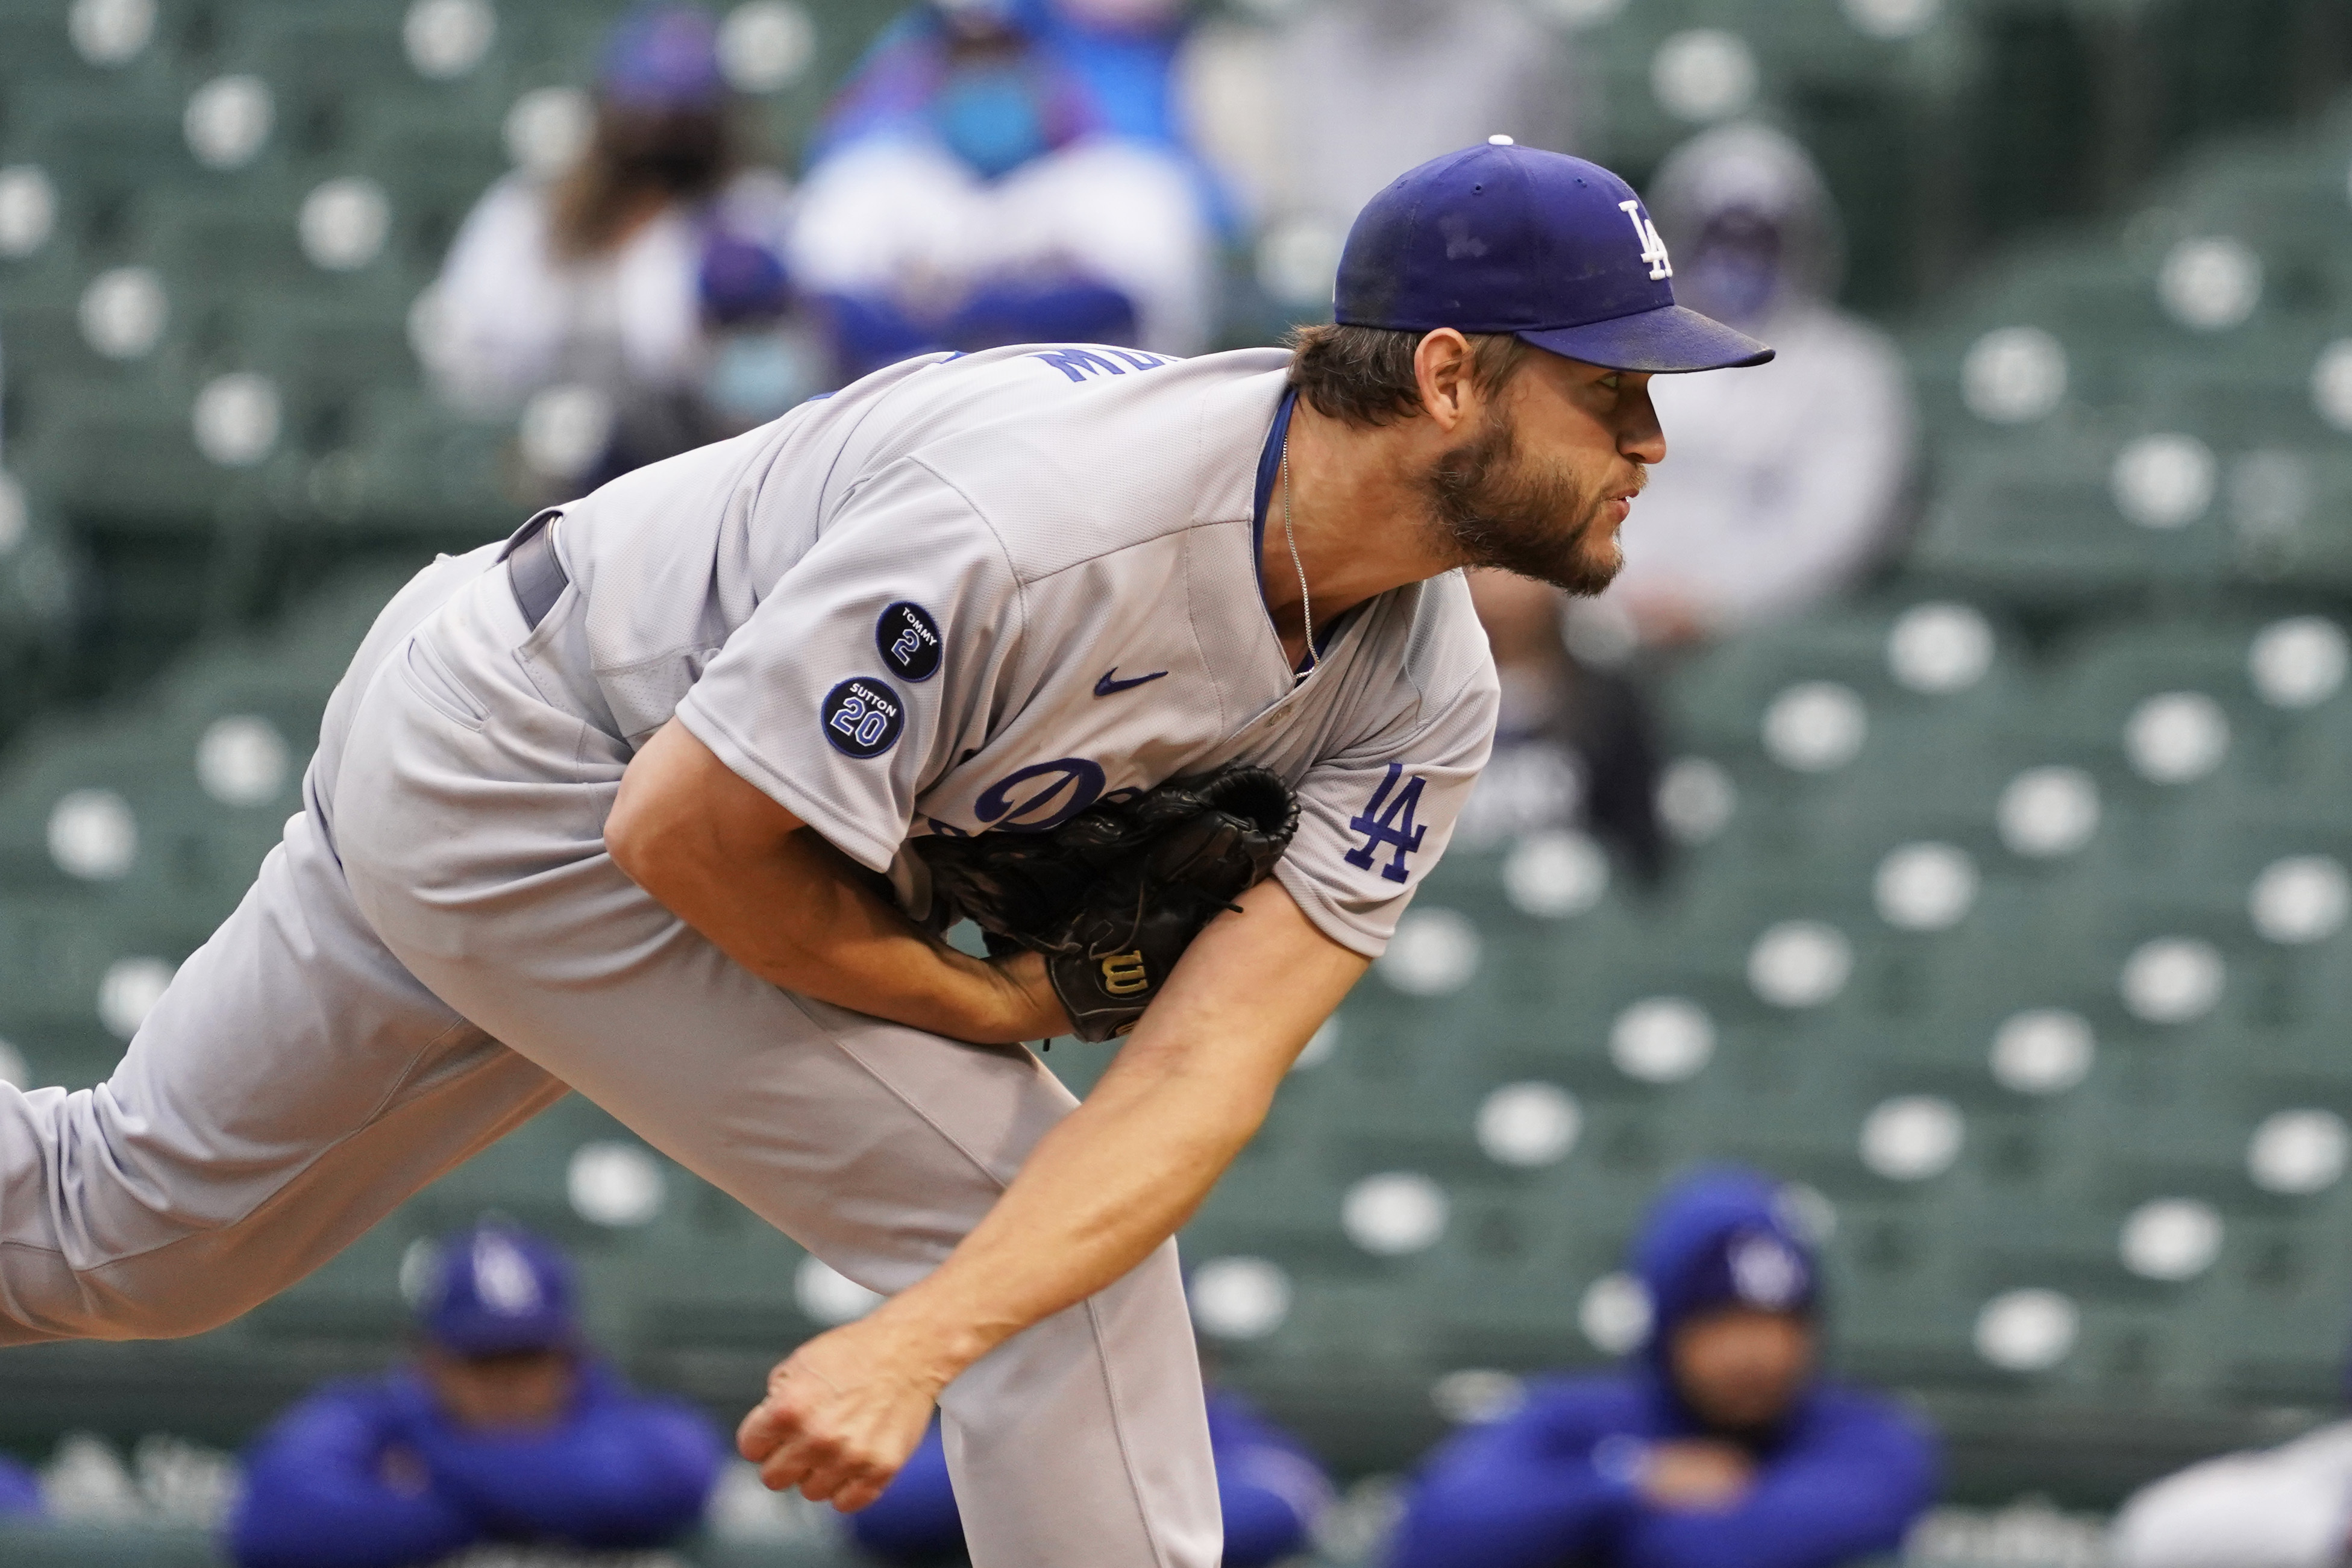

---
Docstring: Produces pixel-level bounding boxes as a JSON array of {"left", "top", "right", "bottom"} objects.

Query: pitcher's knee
[
  {"left": 0, "top": 1234, "right": 266, "bottom": 1344},
  {"left": 0, "top": 1096, "right": 289, "bottom": 1342}
]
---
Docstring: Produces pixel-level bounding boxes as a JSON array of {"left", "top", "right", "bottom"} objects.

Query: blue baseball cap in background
[
  {"left": 417, "top": 1221, "right": 577, "bottom": 1356},
  {"left": 1335, "top": 139, "right": 1774, "bottom": 375},
  {"left": 601, "top": 4, "right": 726, "bottom": 112},
  {"left": 1631, "top": 1167, "right": 1818, "bottom": 1369}
]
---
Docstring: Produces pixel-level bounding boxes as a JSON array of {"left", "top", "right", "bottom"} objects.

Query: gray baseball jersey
[{"left": 557, "top": 343, "right": 1501, "bottom": 954}]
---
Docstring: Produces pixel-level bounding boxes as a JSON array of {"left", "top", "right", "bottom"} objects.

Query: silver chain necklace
[{"left": 1279, "top": 430, "right": 1316, "bottom": 677}]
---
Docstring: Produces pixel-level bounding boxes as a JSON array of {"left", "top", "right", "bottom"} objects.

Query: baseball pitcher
[{"left": 0, "top": 144, "right": 1767, "bottom": 1567}]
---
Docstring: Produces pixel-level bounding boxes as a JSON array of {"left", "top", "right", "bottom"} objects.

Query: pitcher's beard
[{"left": 1422, "top": 415, "right": 1634, "bottom": 597}]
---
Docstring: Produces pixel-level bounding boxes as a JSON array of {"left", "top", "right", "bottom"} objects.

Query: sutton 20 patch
[{"left": 821, "top": 677, "right": 906, "bottom": 759}]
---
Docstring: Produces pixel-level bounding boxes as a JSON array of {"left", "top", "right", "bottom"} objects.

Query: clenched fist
[{"left": 736, "top": 1316, "right": 951, "bottom": 1512}]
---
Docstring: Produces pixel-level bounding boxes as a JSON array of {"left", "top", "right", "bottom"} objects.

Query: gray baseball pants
[{"left": 0, "top": 541, "right": 1220, "bottom": 1568}]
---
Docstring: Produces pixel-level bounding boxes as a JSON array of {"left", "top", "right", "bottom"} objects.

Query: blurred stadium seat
[{"left": 0, "top": 0, "right": 2348, "bottom": 1562}]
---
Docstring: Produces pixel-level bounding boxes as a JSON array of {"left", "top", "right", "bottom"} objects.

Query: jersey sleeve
[
  {"left": 1275, "top": 659, "right": 1497, "bottom": 958},
  {"left": 674, "top": 460, "right": 1024, "bottom": 871}
]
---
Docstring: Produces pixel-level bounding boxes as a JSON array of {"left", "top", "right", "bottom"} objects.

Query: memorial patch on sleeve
[
  {"left": 876, "top": 601, "right": 943, "bottom": 683},
  {"left": 821, "top": 677, "right": 906, "bottom": 759}
]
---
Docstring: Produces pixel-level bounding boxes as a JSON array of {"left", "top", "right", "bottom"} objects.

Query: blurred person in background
[
  {"left": 0, "top": 1450, "right": 39, "bottom": 1519},
  {"left": 1033, "top": 0, "right": 1244, "bottom": 237},
  {"left": 2108, "top": 1359, "right": 2352, "bottom": 1568},
  {"left": 1603, "top": 124, "right": 1915, "bottom": 647},
  {"left": 790, "top": 0, "right": 1215, "bottom": 377},
  {"left": 1460, "top": 567, "right": 1667, "bottom": 885},
  {"left": 1033, "top": 0, "right": 1192, "bottom": 150},
  {"left": 1388, "top": 1167, "right": 1936, "bottom": 1568},
  {"left": 226, "top": 1220, "right": 723, "bottom": 1568},
  {"left": 851, "top": 1377, "right": 1331, "bottom": 1566},
  {"left": 422, "top": 4, "right": 806, "bottom": 487},
  {"left": 1181, "top": 0, "right": 1578, "bottom": 254}
]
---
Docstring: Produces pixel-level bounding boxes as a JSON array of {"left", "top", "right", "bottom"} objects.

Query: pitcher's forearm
[
  {"left": 639, "top": 829, "right": 1023, "bottom": 1036},
  {"left": 609, "top": 722, "right": 1061, "bottom": 1043},
  {"left": 869, "top": 883, "right": 1371, "bottom": 1378},
  {"left": 731, "top": 883, "right": 1372, "bottom": 1510},
  {"left": 707, "top": 841, "right": 1018, "bottom": 1036},
  {"left": 864, "top": 1053, "right": 1273, "bottom": 1377}
]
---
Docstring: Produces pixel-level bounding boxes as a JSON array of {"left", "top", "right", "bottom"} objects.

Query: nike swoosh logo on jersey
[{"left": 1094, "top": 668, "right": 1170, "bottom": 696}]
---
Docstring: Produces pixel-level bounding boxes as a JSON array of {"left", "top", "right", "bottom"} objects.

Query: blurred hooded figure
[
  {"left": 1034, "top": 0, "right": 1193, "bottom": 149},
  {"left": 1178, "top": 0, "right": 1578, "bottom": 259},
  {"left": 1389, "top": 1168, "right": 1936, "bottom": 1568},
  {"left": 1604, "top": 125, "right": 1916, "bottom": 645},
  {"left": 791, "top": 0, "right": 1214, "bottom": 375},
  {"left": 225, "top": 1221, "right": 723, "bottom": 1568},
  {"left": 422, "top": 5, "right": 805, "bottom": 480},
  {"left": 2109, "top": 1362, "right": 2352, "bottom": 1568}
]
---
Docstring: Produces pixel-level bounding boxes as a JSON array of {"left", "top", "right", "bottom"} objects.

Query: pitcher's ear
[{"left": 1412, "top": 328, "right": 1479, "bottom": 431}]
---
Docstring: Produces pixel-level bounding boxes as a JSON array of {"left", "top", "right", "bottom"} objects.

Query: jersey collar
[
  {"left": 1249, "top": 387, "right": 1347, "bottom": 676},
  {"left": 1250, "top": 386, "right": 1299, "bottom": 544}
]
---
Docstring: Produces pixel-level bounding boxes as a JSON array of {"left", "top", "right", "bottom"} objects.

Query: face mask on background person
[
  {"left": 933, "top": 64, "right": 1052, "bottom": 178},
  {"left": 1677, "top": 209, "right": 1787, "bottom": 331}
]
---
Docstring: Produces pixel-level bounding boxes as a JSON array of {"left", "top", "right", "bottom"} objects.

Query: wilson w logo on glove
[{"left": 1099, "top": 951, "right": 1150, "bottom": 997}]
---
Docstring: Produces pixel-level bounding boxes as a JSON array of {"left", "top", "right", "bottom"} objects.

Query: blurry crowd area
[
  {"left": 0, "top": 0, "right": 2345, "bottom": 707},
  {"left": 4, "top": 0, "right": 2352, "bottom": 1564}
]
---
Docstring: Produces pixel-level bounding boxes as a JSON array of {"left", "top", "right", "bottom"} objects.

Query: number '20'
[{"left": 830, "top": 694, "right": 892, "bottom": 748}]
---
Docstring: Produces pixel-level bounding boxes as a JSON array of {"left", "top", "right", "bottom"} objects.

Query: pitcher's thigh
[
  {"left": 0, "top": 800, "right": 560, "bottom": 1344},
  {"left": 383, "top": 895, "right": 1079, "bottom": 1297},
  {"left": 330, "top": 634, "right": 1082, "bottom": 1288}
]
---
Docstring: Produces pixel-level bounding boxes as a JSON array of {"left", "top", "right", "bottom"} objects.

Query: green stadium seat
[
  {"left": 1914, "top": 431, "right": 2233, "bottom": 603},
  {"left": 136, "top": 185, "right": 322, "bottom": 303},
  {"left": 13, "top": 377, "right": 239, "bottom": 527},
  {"left": 0, "top": 0, "right": 2348, "bottom": 1525},
  {"left": 0, "top": 84, "right": 197, "bottom": 212},
  {"left": 333, "top": 388, "right": 515, "bottom": 538}
]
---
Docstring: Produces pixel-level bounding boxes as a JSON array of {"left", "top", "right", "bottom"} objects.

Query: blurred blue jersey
[
  {"left": 1388, "top": 1373, "right": 1935, "bottom": 1568},
  {"left": 225, "top": 1361, "right": 723, "bottom": 1568},
  {"left": 0, "top": 1452, "right": 41, "bottom": 1517},
  {"left": 1392, "top": 1168, "right": 1936, "bottom": 1568}
]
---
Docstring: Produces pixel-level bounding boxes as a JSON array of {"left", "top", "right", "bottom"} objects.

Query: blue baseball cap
[
  {"left": 417, "top": 1222, "right": 577, "bottom": 1356},
  {"left": 1631, "top": 1167, "right": 1818, "bottom": 1369},
  {"left": 601, "top": 4, "right": 726, "bottom": 112},
  {"left": 1334, "top": 140, "right": 1774, "bottom": 374}
]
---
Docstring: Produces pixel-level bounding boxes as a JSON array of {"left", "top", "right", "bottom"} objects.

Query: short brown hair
[{"left": 1285, "top": 323, "right": 1529, "bottom": 428}]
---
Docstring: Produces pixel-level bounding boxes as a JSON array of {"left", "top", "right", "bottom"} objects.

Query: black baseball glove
[{"left": 914, "top": 765, "right": 1300, "bottom": 1043}]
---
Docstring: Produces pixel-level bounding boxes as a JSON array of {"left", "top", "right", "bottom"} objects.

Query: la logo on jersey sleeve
[{"left": 1345, "top": 762, "right": 1428, "bottom": 885}]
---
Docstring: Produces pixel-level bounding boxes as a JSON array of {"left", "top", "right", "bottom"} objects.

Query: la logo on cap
[
  {"left": 1617, "top": 201, "right": 1675, "bottom": 282},
  {"left": 473, "top": 1234, "right": 545, "bottom": 1317},
  {"left": 1730, "top": 1234, "right": 1806, "bottom": 1309}
]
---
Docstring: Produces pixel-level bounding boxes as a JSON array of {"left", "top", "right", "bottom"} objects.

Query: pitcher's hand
[{"left": 736, "top": 1317, "right": 947, "bottom": 1511}]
